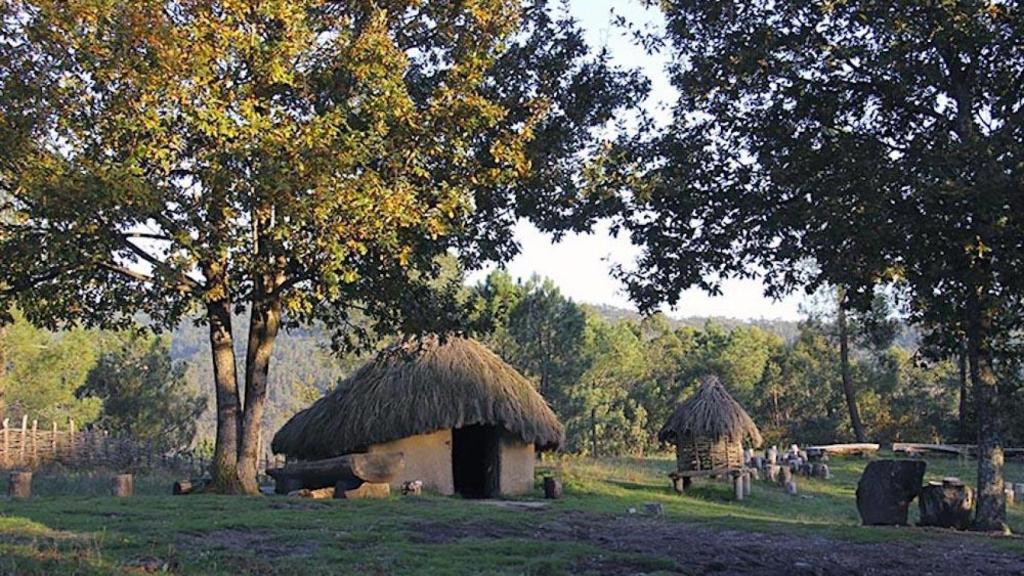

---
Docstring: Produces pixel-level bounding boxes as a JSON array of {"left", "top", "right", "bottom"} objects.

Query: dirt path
[{"left": 412, "top": 509, "right": 1024, "bottom": 575}]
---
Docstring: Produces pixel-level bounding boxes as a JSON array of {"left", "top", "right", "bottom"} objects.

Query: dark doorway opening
[{"left": 452, "top": 424, "right": 500, "bottom": 498}]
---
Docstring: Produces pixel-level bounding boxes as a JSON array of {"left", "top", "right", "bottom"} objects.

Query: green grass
[{"left": 0, "top": 454, "right": 1022, "bottom": 575}]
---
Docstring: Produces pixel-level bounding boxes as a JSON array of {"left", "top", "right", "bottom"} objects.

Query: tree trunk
[
  {"left": 236, "top": 288, "right": 281, "bottom": 494},
  {"left": 207, "top": 297, "right": 244, "bottom": 493},
  {"left": 966, "top": 295, "right": 1006, "bottom": 532},
  {"left": 958, "top": 336, "right": 969, "bottom": 443},
  {"left": 837, "top": 294, "right": 866, "bottom": 442}
]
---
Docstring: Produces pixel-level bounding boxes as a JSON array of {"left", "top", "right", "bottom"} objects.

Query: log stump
[
  {"left": 8, "top": 472, "right": 31, "bottom": 499},
  {"left": 777, "top": 465, "right": 793, "bottom": 488},
  {"left": 544, "top": 476, "right": 562, "bottom": 499},
  {"left": 111, "top": 474, "right": 134, "bottom": 497},
  {"left": 918, "top": 480, "right": 973, "bottom": 530},
  {"left": 856, "top": 459, "right": 926, "bottom": 526}
]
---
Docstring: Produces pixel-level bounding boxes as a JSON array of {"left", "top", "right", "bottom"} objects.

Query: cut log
[
  {"left": 111, "top": 474, "right": 134, "bottom": 497},
  {"left": 856, "top": 459, "right": 926, "bottom": 526},
  {"left": 8, "top": 472, "right": 31, "bottom": 499},
  {"left": 543, "top": 476, "right": 562, "bottom": 499},
  {"left": 173, "top": 478, "right": 210, "bottom": 495},
  {"left": 805, "top": 443, "right": 880, "bottom": 457},
  {"left": 919, "top": 483, "right": 973, "bottom": 530},
  {"left": 288, "top": 487, "right": 335, "bottom": 499},
  {"left": 267, "top": 452, "right": 404, "bottom": 494},
  {"left": 338, "top": 482, "right": 389, "bottom": 500},
  {"left": 777, "top": 466, "right": 793, "bottom": 487}
]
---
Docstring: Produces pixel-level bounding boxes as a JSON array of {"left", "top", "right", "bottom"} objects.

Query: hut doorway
[{"left": 452, "top": 424, "right": 500, "bottom": 498}]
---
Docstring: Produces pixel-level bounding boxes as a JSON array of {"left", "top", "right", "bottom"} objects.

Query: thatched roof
[
  {"left": 272, "top": 336, "right": 564, "bottom": 459},
  {"left": 658, "top": 375, "right": 763, "bottom": 447}
]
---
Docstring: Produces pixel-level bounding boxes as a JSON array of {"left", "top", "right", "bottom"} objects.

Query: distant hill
[{"left": 583, "top": 303, "right": 802, "bottom": 342}]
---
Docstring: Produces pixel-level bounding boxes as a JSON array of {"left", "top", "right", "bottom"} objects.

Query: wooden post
[
  {"left": 30, "top": 420, "right": 38, "bottom": 467},
  {"left": 68, "top": 419, "right": 76, "bottom": 463},
  {"left": 742, "top": 471, "right": 752, "bottom": 498},
  {"left": 1, "top": 418, "right": 9, "bottom": 468},
  {"left": 8, "top": 471, "right": 31, "bottom": 499},
  {"left": 111, "top": 474, "right": 134, "bottom": 497},
  {"left": 18, "top": 415, "right": 27, "bottom": 467},
  {"left": 733, "top": 472, "right": 744, "bottom": 501},
  {"left": 543, "top": 476, "right": 563, "bottom": 499},
  {"left": 51, "top": 421, "right": 58, "bottom": 463}
]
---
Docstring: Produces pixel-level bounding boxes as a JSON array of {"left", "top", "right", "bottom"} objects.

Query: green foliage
[
  {"left": 77, "top": 333, "right": 206, "bottom": 452},
  {"left": 0, "top": 310, "right": 102, "bottom": 426}
]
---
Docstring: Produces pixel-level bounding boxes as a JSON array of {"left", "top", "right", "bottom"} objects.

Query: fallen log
[
  {"left": 173, "top": 478, "right": 210, "bottom": 495},
  {"left": 805, "top": 443, "right": 880, "bottom": 457},
  {"left": 267, "top": 453, "right": 404, "bottom": 494},
  {"left": 337, "top": 482, "right": 390, "bottom": 500},
  {"left": 288, "top": 487, "right": 335, "bottom": 499},
  {"left": 893, "top": 443, "right": 968, "bottom": 456}
]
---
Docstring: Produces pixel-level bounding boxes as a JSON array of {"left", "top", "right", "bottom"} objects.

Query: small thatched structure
[
  {"left": 659, "top": 375, "right": 762, "bottom": 473},
  {"left": 272, "top": 335, "right": 563, "bottom": 497}
]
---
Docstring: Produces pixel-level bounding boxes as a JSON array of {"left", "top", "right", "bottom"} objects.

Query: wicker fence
[
  {"left": 0, "top": 415, "right": 201, "bottom": 473},
  {"left": 0, "top": 416, "right": 285, "bottom": 477}
]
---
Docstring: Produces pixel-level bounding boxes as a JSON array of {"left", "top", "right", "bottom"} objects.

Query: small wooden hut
[
  {"left": 658, "top": 375, "right": 762, "bottom": 494},
  {"left": 272, "top": 336, "right": 563, "bottom": 498}
]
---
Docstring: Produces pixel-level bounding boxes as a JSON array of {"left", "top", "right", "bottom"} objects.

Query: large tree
[
  {"left": 608, "top": 0, "right": 1023, "bottom": 530},
  {"left": 0, "top": 1, "right": 642, "bottom": 493}
]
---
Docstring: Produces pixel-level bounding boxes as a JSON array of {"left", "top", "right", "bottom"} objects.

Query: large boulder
[
  {"left": 918, "top": 479, "right": 974, "bottom": 530},
  {"left": 856, "top": 459, "right": 927, "bottom": 526}
]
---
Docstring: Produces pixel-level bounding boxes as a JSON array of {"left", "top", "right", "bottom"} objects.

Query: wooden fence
[{"left": 0, "top": 416, "right": 285, "bottom": 477}]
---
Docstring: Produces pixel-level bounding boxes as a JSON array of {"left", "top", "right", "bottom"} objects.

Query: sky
[{"left": 467, "top": 1, "right": 804, "bottom": 321}]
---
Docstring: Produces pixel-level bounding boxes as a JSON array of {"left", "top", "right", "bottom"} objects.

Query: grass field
[{"left": 1, "top": 454, "right": 1023, "bottom": 575}]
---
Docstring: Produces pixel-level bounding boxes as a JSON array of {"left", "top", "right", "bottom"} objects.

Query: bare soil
[{"left": 411, "top": 510, "right": 1024, "bottom": 575}]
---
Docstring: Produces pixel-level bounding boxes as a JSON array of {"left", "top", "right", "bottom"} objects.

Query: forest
[
  {"left": 1, "top": 0, "right": 1021, "bottom": 541},
  {"left": 5, "top": 265, "right": 1015, "bottom": 461}
]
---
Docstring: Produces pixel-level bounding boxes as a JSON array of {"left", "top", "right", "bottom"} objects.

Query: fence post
[
  {"left": 31, "top": 420, "right": 38, "bottom": 467},
  {"left": 50, "top": 421, "right": 58, "bottom": 463},
  {"left": 1, "top": 418, "right": 8, "bottom": 468},
  {"left": 18, "top": 415, "right": 27, "bottom": 467},
  {"left": 68, "top": 419, "right": 76, "bottom": 463}
]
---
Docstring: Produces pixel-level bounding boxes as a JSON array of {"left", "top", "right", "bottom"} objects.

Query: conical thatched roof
[
  {"left": 658, "top": 375, "right": 763, "bottom": 447},
  {"left": 272, "top": 336, "right": 564, "bottom": 459}
]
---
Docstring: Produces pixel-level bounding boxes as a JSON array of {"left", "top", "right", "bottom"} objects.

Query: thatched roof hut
[
  {"left": 659, "top": 375, "right": 762, "bottom": 473},
  {"left": 272, "top": 335, "right": 563, "bottom": 497}
]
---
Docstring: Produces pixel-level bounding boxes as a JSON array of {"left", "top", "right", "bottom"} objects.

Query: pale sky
[{"left": 467, "top": 0, "right": 803, "bottom": 321}]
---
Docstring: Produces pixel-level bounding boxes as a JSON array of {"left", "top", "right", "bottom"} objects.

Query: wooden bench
[{"left": 669, "top": 468, "right": 751, "bottom": 500}]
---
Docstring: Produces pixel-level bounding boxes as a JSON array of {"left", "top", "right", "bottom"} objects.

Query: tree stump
[
  {"left": 777, "top": 465, "right": 793, "bottom": 487},
  {"left": 111, "top": 474, "right": 133, "bottom": 497},
  {"left": 785, "top": 480, "right": 798, "bottom": 495},
  {"left": 543, "top": 476, "right": 562, "bottom": 499},
  {"left": 918, "top": 480, "right": 973, "bottom": 530},
  {"left": 741, "top": 472, "right": 752, "bottom": 498},
  {"left": 8, "top": 471, "right": 31, "bottom": 499},
  {"left": 855, "top": 459, "right": 926, "bottom": 526},
  {"left": 732, "top": 473, "right": 744, "bottom": 501}
]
